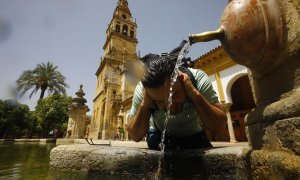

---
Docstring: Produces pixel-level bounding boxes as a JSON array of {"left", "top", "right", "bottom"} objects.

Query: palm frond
[
  {"left": 29, "top": 86, "right": 39, "bottom": 98},
  {"left": 16, "top": 61, "right": 69, "bottom": 99}
]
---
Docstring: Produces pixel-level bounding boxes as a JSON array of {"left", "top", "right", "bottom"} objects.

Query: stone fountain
[
  {"left": 190, "top": 0, "right": 300, "bottom": 178},
  {"left": 50, "top": 0, "right": 300, "bottom": 179},
  {"left": 65, "top": 85, "right": 90, "bottom": 139}
]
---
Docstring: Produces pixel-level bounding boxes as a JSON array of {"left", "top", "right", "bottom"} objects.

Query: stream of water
[{"left": 155, "top": 41, "right": 192, "bottom": 179}]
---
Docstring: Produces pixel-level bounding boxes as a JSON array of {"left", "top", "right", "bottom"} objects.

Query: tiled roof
[{"left": 193, "top": 46, "right": 222, "bottom": 62}]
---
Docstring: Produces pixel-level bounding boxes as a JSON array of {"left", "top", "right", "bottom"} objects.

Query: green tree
[
  {"left": 0, "top": 99, "right": 5, "bottom": 138},
  {"left": 1, "top": 100, "right": 20, "bottom": 138},
  {"left": 16, "top": 62, "right": 69, "bottom": 100},
  {"left": 35, "top": 94, "right": 72, "bottom": 137},
  {"left": 0, "top": 99, "right": 4, "bottom": 120},
  {"left": 0, "top": 100, "right": 32, "bottom": 138},
  {"left": 11, "top": 104, "right": 31, "bottom": 136},
  {"left": 26, "top": 111, "right": 38, "bottom": 138}
]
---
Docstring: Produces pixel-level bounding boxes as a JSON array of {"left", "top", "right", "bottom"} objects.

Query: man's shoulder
[
  {"left": 133, "top": 82, "right": 144, "bottom": 97},
  {"left": 188, "top": 68, "right": 207, "bottom": 77},
  {"left": 135, "top": 82, "right": 143, "bottom": 91}
]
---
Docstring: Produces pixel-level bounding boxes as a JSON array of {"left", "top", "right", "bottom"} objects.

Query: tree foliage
[
  {"left": 0, "top": 99, "right": 34, "bottom": 138},
  {"left": 16, "top": 62, "right": 69, "bottom": 99},
  {"left": 35, "top": 94, "right": 72, "bottom": 137},
  {"left": 0, "top": 99, "right": 4, "bottom": 122}
]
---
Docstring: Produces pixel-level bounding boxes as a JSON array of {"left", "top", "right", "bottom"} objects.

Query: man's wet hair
[
  {"left": 141, "top": 53, "right": 175, "bottom": 88},
  {"left": 140, "top": 40, "right": 195, "bottom": 89}
]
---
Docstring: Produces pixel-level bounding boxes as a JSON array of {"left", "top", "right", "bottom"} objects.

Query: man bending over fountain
[{"left": 127, "top": 41, "right": 227, "bottom": 150}]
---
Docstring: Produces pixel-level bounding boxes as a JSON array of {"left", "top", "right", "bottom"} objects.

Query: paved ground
[{"left": 1, "top": 138, "right": 249, "bottom": 148}]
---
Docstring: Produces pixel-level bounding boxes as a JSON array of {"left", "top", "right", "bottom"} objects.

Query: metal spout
[{"left": 189, "top": 26, "right": 224, "bottom": 44}]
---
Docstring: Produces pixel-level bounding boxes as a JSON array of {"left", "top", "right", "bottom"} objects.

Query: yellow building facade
[{"left": 89, "top": 0, "right": 138, "bottom": 140}]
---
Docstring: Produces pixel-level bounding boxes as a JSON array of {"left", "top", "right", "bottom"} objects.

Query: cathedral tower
[{"left": 90, "top": 0, "right": 138, "bottom": 139}]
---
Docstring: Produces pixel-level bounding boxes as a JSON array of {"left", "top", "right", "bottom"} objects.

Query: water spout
[{"left": 189, "top": 26, "right": 224, "bottom": 44}]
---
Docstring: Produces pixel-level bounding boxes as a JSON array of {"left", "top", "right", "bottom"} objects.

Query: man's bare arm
[
  {"left": 179, "top": 72, "right": 227, "bottom": 134},
  {"left": 192, "top": 95, "right": 226, "bottom": 134},
  {"left": 126, "top": 90, "right": 153, "bottom": 142}
]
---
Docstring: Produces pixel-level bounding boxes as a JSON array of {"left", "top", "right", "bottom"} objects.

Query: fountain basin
[
  {"left": 50, "top": 144, "right": 300, "bottom": 179},
  {"left": 50, "top": 144, "right": 246, "bottom": 178}
]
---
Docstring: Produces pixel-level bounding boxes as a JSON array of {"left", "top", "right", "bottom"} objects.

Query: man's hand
[
  {"left": 141, "top": 89, "right": 154, "bottom": 109},
  {"left": 178, "top": 71, "right": 226, "bottom": 134},
  {"left": 178, "top": 71, "right": 199, "bottom": 102}
]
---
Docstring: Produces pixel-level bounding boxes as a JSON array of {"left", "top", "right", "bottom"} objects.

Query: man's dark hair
[
  {"left": 141, "top": 53, "right": 175, "bottom": 88},
  {"left": 141, "top": 40, "right": 195, "bottom": 89}
]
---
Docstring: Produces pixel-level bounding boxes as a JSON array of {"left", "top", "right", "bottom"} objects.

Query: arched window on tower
[
  {"left": 122, "top": 25, "right": 128, "bottom": 35},
  {"left": 130, "top": 30, "right": 134, "bottom": 37},
  {"left": 115, "top": 24, "right": 120, "bottom": 32}
]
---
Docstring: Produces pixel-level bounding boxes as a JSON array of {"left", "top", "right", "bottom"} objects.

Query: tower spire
[
  {"left": 102, "top": 0, "right": 137, "bottom": 51},
  {"left": 114, "top": 0, "right": 131, "bottom": 16}
]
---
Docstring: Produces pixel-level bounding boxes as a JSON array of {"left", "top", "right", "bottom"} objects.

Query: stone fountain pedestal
[{"left": 239, "top": 0, "right": 300, "bottom": 178}]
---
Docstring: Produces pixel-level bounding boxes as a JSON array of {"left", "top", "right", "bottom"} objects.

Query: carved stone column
[{"left": 222, "top": 103, "right": 237, "bottom": 143}]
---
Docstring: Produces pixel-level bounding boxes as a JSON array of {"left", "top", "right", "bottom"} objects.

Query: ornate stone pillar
[
  {"left": 66, "top": 85, "right": 90, "bottom": 139},
  {"left": 222, "top": 103, "right": 237, "bottom": 143}
]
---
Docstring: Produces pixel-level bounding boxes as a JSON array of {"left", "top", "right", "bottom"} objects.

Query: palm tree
[{"left": 16, "top": 62, "right": 69, "bottom": 99}]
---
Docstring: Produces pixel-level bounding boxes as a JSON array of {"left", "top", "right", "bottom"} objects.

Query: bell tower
[
  {"left": 90, "top": 0, "right": 138, "bottom": 140},
  {"left": 103, "top": 0, "right": 138, "bottom": 61}
]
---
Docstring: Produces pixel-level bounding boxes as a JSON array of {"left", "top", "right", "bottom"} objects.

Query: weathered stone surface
[
  {"left": 244, "top": 150, "right": 300, "bottom": 180},
  {"left": 245, "top": 89, "right": 300, "bottom": 150},
  {"left": 50, "top": 145, "right": 99, "bottom": 171},
  {"left": 245, "top": 89, "right": 300, "bottom": 125},
  {"left": 263, "top": 123, "right": 283, "bottom": 152},
  {"left": 50, "top": 145, "right": 300, "bottom": 179},
  {"left": 246, "top": 117, "right": 300, "bottom": 154},
  {"left": 203, "top": 147, "right": 244, "bottom": 179},
  {"left": 50, "top": 144, "right": 160, "bottom": 175},
  {"left": 245, "top": 121, "right": 265, "bottom": 149},
  {"left": 284, "top": 0, "right": 300, "bottom": 57},
  {"left": 275, "top": 118, "right": 300, "bottom": 155},
  {"left": 49, "top": 144, "right": 247, "bottom": 178},
  {"left": 87, "top": 147, "right": 158, "bottom": 175}
]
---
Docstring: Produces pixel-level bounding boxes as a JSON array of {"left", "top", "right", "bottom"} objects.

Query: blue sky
[{"left": 0, "top": 0, "right": 227, "bottom": 114}]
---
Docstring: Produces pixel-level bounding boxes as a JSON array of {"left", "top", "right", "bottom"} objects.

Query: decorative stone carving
[{"left": 66, "top": 85, "right": 90, "bottom": 139}]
